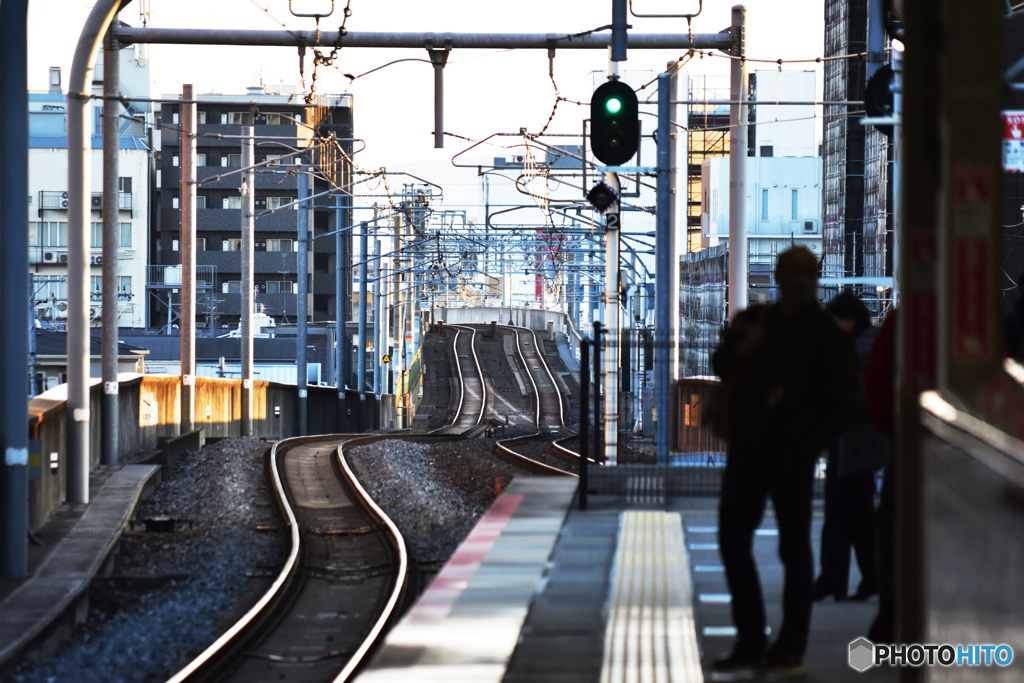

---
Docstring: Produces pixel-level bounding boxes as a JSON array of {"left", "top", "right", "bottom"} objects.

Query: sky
[{"left": 27, "top": 0, "right": 826, "bottom": 222}]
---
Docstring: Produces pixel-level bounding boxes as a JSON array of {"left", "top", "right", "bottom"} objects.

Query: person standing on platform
[
  {"left": 709, "top": 246, "right": 858, "bottom": 679},
  {"left": 813, "top": 292, "right": 887, "bottom": 603}
]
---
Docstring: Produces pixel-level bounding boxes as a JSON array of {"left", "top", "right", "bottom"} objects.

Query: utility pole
[
  {"left": 603, "top": 173, "right": 621, "bottom": 466},
  {"left": 728, "top": 4, "right": 749, "bottom": 319},
  {"left": 297, "top": 169, "right": 309, "bottom": 435},
  {"left": 241, "top": 126, "right": 255, "bottom": 436},
  {"left": 100, "top": 18, "right": 121, "bottom": 465},
  {"left": 357, "top": 210, "right": 372, "bottom": 400},
  {"left": 655, "top": 68, "right": 679, "bottom": 466},
  {"left": 180, "top": 84, "right": 197, "bottom": 436},
  {"left": 1, "top": 0, "right": 30, "bottom": 577}
]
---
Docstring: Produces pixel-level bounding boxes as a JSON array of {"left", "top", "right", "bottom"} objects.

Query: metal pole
[
  {"left": 728, "top": 4, "right": 749, "bottom": 319},
  {"left": 610, "top": 0, "right": 628, "bottom": 63},
  {"left": 340, "top": 204, "right": 351, "bottom": 392},
  {"left": 335, "top": 197, "right": 344, "bottom": 408},
  {"left": 374, "top": 239, "right": 383, "bottom": 395},
  {"left": 655, "top": 70, "right": 678, "bottom": 465},
  {"left": 67, "top": 0, "right": 121, "bottom": 504},
  {"left": 579, "top": 339, "right": 590, "bottom": 511},
  {"left": 297, "top": 169, "right": 309, "bottom": 436},
  {"left": 357, "top": 211, "right": 371, "bottom": 396},
  {"left": 100, "top": 18, "right": 120, "bottom": 466},
  {"left": 241, "top": 126, "right": 255, "bottom": 437},
  {"left": 592, "top": 321, "right": 603, "bottom": 464},
  {"left": 112, "top": 27, "right": 729, "bottom": 51},
  {"left": 0, "top": 0, "right": 31, "bottom": 577},
  {"left": 428, "top": 49, "right": 449, "bottom": 149},
  {"left": 604, "top": 174, "right": 621, "bottom": 467},
  {"left": 180, "top": 84, "right": 197, "bottom": 436}
]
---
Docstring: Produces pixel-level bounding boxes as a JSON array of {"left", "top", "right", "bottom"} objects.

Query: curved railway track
[
  {"left": 167, "top": 435, "right": 409, "bottom": 683},
  {"left": 491, "top": 325, "right": 582, "bottom": 476},
  {"left": 166, "top": 322, "right": 585, "bottom": 682},
  {"left": 431, "top": 325, "right": 487, "bottom": 435}
]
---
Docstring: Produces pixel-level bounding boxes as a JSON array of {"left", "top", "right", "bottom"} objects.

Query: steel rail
[
  {"left": 165, "top": 434, "right": 410, "bottom": 683},
  {"left": 493, "top": 324, "right": 577, "bottom": 476}
]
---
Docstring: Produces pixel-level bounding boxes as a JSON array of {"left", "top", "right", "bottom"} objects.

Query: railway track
[
  {"left": 430, "top": 325, "right": 487, "bottom": 435},
  {"left": 492, "top": 325, "right": 582, "bottom": 476},
  {"left": 166, "top": 435, "right": 409, "bottom": 683}
]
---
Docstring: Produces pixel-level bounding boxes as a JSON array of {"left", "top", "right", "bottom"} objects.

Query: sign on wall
[{"left": 1003, "top": 111, "right": 1024, "bottom": 172}]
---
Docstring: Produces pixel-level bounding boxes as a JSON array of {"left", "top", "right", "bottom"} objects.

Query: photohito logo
[{"left": 849, "top": 638, "right": 1014, "bottom": 671}]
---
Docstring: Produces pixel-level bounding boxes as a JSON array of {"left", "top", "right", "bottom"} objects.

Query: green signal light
[{"left": 605, "top": 97, "right": 622, "bottom": 114}]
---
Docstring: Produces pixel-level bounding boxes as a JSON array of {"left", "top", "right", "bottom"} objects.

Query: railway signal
[{"left": 590, "top": 79, "right": 639, "bottom": 166}]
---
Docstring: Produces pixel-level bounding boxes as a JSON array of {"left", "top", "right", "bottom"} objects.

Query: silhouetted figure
[
  {"left": 864, "top": 309, "right": 897, "bottom": 643},
  {"left": 710, "top": 247, "right": 858, "bottom": 679},
  {"left": 813, "top": 292, "right": 886, "bottom": 603}
]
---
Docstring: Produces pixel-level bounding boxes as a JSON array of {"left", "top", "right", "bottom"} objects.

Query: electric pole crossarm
[{"left": 112, "top": 27, "right": 732, "bottom": 51}]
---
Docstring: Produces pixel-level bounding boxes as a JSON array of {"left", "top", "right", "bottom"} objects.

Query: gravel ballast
[{"left": 4, "top": 435, "right": 535, "bottom": 683}]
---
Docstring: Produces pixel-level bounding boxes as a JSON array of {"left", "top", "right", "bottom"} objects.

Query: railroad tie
[{"left": 601, "top": 511, "right": 702, "bottom": 683}]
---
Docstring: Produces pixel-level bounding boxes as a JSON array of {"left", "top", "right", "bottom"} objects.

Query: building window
[
  {"left": 195, "top": 195, "right": 207, "bottom": 209},
  {"left": 223, "top": 196, "right": 242, "bottom": 210},
  {"left": 264, "top": 113, "right": 285, "bottom": 125},
  {"left": 223, "top": 238, "right": 241, "bottom": 251},
  {"left": 119, "top": 276, "right": 133, "bottom": 298},
  {"left": 196, "top": 153, "right": 207, "bottom": 167},
  {"left": 90, "top": 275, "right": 102, "bottom": 300},
  {"left": 266, "top": 196, "right": 294, "bottom": 210},
  {"left": 119, "top": 222, "right": 132, "bottom": 248},
  {"left": 35, "top": 276, "right": 67, "bottom": 302},
  {"left": 196, "top": 238, "right": 206, "bottom": 251},
  {"left": 760, "top": 145, "right": 774, "bottom": 157},
  {"left": 224, "top": 153, "right": 242, "bottom": 167},
  {"left": 265, "top": 280, "right": 294, "bottom": 294},
  {"left": 761, "top": 189, "right": 769, "bottom": 221},
  {"left": 226, "top": 111, "right": 253, "bottom": 125},
  {"left": 91, "top": 222, "right": 102, "bottom": 248},
  {"left": 266, "top": 238, "right": 293, "bottom": 252},
  {"left": 223, "top": 280, "right": 242, "bottom": 294},
  {"left": 791, "top": 189, "right": 799, "bottom": 221},
  {"left": 34, "top": 221, "right": 68, "bottom": 247}
]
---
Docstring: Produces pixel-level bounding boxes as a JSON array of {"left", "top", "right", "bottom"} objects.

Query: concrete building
[
  {"left": 700, "top": 71, "right": 823, "bottom": 301},
  {"left": 153, "top": 87, "right": 353, "bottom": 337},
  {"left": 28, "top": 38, "right": 153, "bottom": 330}
]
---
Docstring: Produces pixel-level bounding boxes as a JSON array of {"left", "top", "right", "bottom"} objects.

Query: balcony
[{"left": 37, "top": 191, "right": 133, "bottom": 216}]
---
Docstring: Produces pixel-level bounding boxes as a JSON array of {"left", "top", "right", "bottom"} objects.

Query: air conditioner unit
[
  {"left": 43, "top": 251, "right": 56, "bottom": 262},
  {"left": 90, "top": 307, "right": 99, "bottom": 318},
  {"left": 91, "top": 256, "right": 103, "bottom": 266},
  {"left": 91, "top": 196, "right": 103, "bottom": 209},
  {"left": 58, "top": 254, "right": 68, "bottom": 264}
]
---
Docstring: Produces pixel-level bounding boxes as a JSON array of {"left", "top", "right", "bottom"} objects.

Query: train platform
[
  {"left": 0, "top": 464, "right": 160, "bottom": 673},
  {"left": 360, "top": 470, "right": 897, "bottom": 683}
]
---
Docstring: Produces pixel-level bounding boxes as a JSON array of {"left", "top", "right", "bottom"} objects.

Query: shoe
[
  {"left": 711, "top": 644, "right": 767, "bottom": 680},
  {"left": 759, "top": 649, "right": 806, "bottom": 678}
]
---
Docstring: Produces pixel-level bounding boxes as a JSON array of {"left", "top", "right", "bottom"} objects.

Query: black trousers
[
  {"left": 817, "top": 461, "right": 877, "bottom": 597},
  {"left": 718, "top": 446, "right": 817, "bottom": 657}
]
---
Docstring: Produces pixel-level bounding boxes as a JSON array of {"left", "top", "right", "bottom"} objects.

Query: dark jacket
[{"left": 712, "top": 303, "right": 859, "bottom": 454}]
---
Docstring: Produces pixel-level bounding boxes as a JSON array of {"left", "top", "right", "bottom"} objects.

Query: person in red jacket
[{"left": 863, "top": 308, "right": 896, "bottom": 642}]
